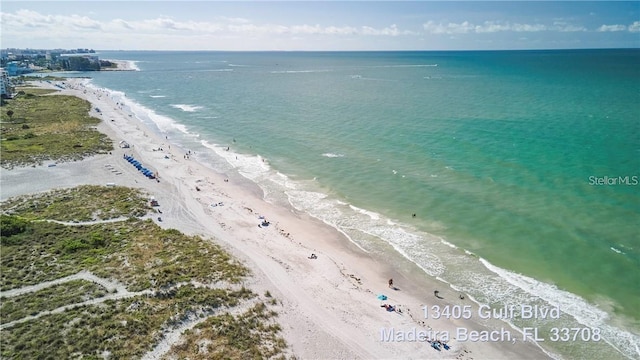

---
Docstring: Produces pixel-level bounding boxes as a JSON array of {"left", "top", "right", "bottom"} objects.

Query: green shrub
[
  {"left": 0, "top": 215, "right": 30, "bottom": 237},
  {"left": 60, "top": 238, "right": 90, "bottom": 253}
]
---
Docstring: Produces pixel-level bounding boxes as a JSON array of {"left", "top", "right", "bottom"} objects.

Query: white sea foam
[
  {"left": 171, "top": 104, "right": 203, "bottom": 112},
  {"left": 136, "top": 88, "right": 163, "bottom": 94},
  {"left": 321, "top": 153, "right": 344, "bottom": 158},
  {"left": 349, "top": 205, "right": 380, "bottom": 220},
  {"left": 480, "top": 258, "right": 640, "bottom": 359},
  {"left": 199, "top": 139, "right": 270, "bottom": 182},
  {"left": 133, "top": 104, "right": 190, "bottom": 135},
  {"left": 610, "top": 247, "right": 624, "bottom": 254},
  {"left": 370, "top": 64, "right": 438, "bottom": 68},
  {"left": 359, "top": 225, "right": 445, "bottom": 277},
  {"left": 440, "top": 239, "right": 457, "bottom": 249},
  {"left": 104, "top": 59, "right": 140, "bottom": 71},
  {"left": 127, "top": 60, "right": 141, "bottom": 71},
  {"left": 270, "top": 69, "right": 331, "bottom": 74},
  {"left": 83, "top": 82, "right": 190, "bottom": 139},
  {"left": 359, "top": 77, "right": 397, "bottom": 82},
  {"left": 149, "top": 95, "right": 166, "bottom": 98}
]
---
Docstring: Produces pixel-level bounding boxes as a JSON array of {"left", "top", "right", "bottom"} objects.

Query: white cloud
[
  {"left": 511, "top": 23, "right": 548, "bottom": 32},
  {"left": 479, "top": 21, "right": 547, "bottom": 33},
  {"left": 361, "top": 24, "right": 416, "bottom": 36},
  {"left": 597, "top": 24, "right": 627, "bottom": 32},
  {"left": 112, "top": 18, "right": 133, "bottom": 30},
  {"left": 475, "top": 21, "right": 512, "bottom": 33},
  {"left": 323, "top": 26, "right": 358, "bottom": 35},
  {"left": 552, "top": 22, "right": 586, "bottom": 32},
  {"left": 423, "top": 20, "right": 587, "bottom": 35},
  {"left": 290, "top": 24, "right": 322, "bottom": 35},
  {"left": 423, "top": 21, "right": 475, "bottom": 34},
  {"left": 1, "top": 9, "right": 415, "bottom": 39},
  {"left": 1, "top": 8, "right": 636, "bottom": 51},
  {"left": 2, "top": 9, "right": 55, "bottom": 28},
  {"left": 67, "top": 14, "right": 102, "bottom": 30},
  {"left": 424, "top": 20, "right": 551, "bottom": 34},
  {"left": 628, "top": 21, "right": 640, "bottom": 33}
]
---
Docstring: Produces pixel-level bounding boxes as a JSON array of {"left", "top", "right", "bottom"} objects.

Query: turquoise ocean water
[{"left": 74, "top": 50, "right": 638, "bottom": 359}]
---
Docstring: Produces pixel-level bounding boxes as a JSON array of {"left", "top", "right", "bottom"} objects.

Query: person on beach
[{"left": 388, "top": 278, "right": 393, "bottom": 288}]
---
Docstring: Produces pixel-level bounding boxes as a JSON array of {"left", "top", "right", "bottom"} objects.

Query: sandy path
[
  {"left": 0, "top": 270, "right": 127, "bottom": 298},
  {"left": 0, "top": 288, "right": 153, "bottom": 330},
  {"left": 141, "top": 298, "right": 262, "bottom": 360}
]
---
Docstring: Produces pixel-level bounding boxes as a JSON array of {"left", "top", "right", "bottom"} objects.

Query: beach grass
[
  {"left": 0, "top": 185, "right": 286, "bottom": 358},
  {"left": 166, "top": 301, "right": 288, "bottom": 359},
  {"left": 0, "top": 86, "right": 112, "bottom": 168},
  {"left": 1, "top": 205, "right": 249, "bottom": 291},
  {"left": 0, "top": 286, "right": 256, "bottom": 359},
  {"left": 0, "top": 279, "right": 108, "bottom": 324},
  {"left": 1, "top": 185, "right": 151, "bottom": 222}
]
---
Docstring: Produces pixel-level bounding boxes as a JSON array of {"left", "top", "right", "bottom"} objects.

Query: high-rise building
[{"left": 1, "top": 68, "right": 13, "bottom": 98}]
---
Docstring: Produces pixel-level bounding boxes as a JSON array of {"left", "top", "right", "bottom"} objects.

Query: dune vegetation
[
  {"left": 0, "top": 86, "right": 112, "bottom": 168},
  {"left": 0, "top": 186, "right": 288, "bottom": 359}
]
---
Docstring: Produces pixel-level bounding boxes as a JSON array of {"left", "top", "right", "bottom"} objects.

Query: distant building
[
  {"left": 60, "top": 54, "right": 101, "bottom": 71},
  {"left": 6, "top": 62, "right": 19, "bottom": 76},
  {"left": 1, "top": 68, "right": 13, "bottom": 98},
  {"left": 5, "top": 61, "right": 33, "bottom": 76}
]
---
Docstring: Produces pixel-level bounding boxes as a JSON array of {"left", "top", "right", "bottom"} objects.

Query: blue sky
[{"left": 1, "top": 1, "right": 639, "bottom": 50}]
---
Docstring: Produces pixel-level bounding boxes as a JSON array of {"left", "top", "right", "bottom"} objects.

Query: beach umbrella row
[{"left": 123, "top": 155, "right": 155, "bottom": 179}]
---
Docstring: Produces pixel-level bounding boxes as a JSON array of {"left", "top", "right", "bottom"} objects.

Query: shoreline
[{"left": 2, "top": 78, "right": 555, "bottom": 359}]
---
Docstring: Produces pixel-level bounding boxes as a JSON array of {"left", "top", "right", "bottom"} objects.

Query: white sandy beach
[{"left": 0, "top": 79, "right": 553, "bottom": 359}]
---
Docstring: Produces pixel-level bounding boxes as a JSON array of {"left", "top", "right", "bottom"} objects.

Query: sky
[{"left": 1, "top": 1, "right": 639, "bottom": 51}]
